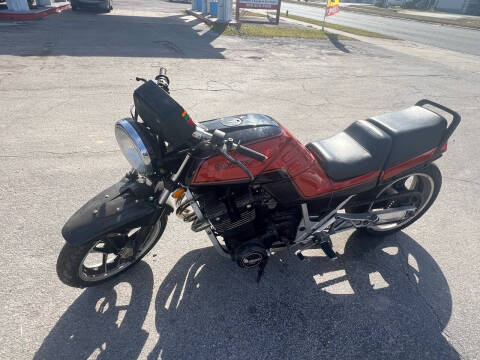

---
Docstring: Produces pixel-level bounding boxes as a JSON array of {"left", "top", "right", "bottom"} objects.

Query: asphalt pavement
[
  {"left": 281, "top": 2, "right": 480, "bottom": 56},
  {"left": 1, "top": 1, "right": 479, "bottom": 359}
]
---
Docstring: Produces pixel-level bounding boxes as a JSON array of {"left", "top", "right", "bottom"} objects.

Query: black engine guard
[{"left": 62, "top": 177, "right": 174, "bottom": 246}]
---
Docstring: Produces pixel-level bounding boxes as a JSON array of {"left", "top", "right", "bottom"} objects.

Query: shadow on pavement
[
  {"left": 326, "top": 33, "right": 351, "bottom": 54},
  {"left": 34, "top": 231, "right": 459, "bottom": 359},
  {"left": 149, "top": 231, "right": 458, "bottom": 359},
  {"left": 34, "top": 261, "right": 154, "bottom": 360},
  {"left": 0, "top": 10, "right": 226, "bottom": 58}
]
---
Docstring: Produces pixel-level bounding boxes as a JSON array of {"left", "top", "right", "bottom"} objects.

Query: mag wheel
[
  {"left": 366, "top": 164, "right": 441, "bottom": 235},
  {"left": 346, "top": 164, "right": 442, "bottom": 236},
  {"left": 57, "top": 214, "right": 167, "bottom": 288}
]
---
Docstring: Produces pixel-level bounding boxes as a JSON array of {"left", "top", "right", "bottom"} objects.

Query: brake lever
[{"left": 219, "top": 145, "right": 254, "bottom": 182}]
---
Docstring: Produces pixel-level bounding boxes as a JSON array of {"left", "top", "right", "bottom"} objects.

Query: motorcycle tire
[
  {"left": 348, "top": 164, "right": 442, "bottom": 237},
  {"left": 56, "top": 214, "right": 167, "bottom": 288}
]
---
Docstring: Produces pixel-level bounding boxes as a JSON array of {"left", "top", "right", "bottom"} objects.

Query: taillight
[{"left": 441, "top": 142, "right": 448, "bottom": 152}]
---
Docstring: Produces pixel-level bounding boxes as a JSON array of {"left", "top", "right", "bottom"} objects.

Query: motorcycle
[{"left": 57, "top": 68, "right": 460, "bottom": 287}]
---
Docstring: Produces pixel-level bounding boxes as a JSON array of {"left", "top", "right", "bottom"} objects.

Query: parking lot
[{"left": 1, "top": 1, "right": 479, "bottom": 359}]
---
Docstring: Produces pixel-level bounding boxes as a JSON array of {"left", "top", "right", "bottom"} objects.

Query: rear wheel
[
  {"left": 57, "top": 214, "right": 167, "bottom": 288},
  {"left": 349, "top": 164, "right": 442, "bottom": 236}
]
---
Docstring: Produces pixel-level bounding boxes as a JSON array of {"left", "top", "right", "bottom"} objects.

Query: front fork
[{"left": 157, "top": 154, "right": 192, "bottom": 207}]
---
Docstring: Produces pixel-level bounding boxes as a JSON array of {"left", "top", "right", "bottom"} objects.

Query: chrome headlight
[{"left": 115, "top": 119, "right": 153, "bottom": 176}]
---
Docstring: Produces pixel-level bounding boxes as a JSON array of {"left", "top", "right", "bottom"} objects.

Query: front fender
[{"left": 62, "top": 178, "right": 174, "bottom": 246}]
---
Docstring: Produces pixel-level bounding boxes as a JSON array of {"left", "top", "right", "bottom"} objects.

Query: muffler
[{"left": 373, "top": 206, "right": 417, "bottom": 224}]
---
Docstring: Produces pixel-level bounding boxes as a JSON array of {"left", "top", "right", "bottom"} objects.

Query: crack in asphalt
[
  {"left": 0, "top": 150, "right": 119, "bottom": 159},
  {"left": 444, "top": 176, "right": 480, "bottom": 186}
]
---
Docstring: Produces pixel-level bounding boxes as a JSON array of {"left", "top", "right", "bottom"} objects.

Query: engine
[{"left": 176, "top": 185, "right": 300, "bottom": 268}]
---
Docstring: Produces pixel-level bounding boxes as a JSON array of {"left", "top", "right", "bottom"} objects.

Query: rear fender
[{"left": 62, "top": 178, "right": 174, "bottom": 246}]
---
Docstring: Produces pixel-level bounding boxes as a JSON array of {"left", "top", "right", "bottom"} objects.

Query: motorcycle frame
[{"left": 183, "top": 186, "right": 416, "bottom": 259}]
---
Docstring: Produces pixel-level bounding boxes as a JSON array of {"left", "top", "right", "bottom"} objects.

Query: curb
[{"left": 0, "top": 3, "right": 71, "bottom": 21}]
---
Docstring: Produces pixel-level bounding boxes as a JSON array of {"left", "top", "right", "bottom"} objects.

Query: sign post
[
  {"left": 322, "top": 0, "right": 340, "bottom": 30},
  {"left": 275, "top": 0, "right": 282, "bottom": 25}
]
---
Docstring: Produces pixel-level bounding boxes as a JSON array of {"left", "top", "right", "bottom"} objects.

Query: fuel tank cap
[{"left": 220, "top": 116, "right": 243, "bottom": 127}]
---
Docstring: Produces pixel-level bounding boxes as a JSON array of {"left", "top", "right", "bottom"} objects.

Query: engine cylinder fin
[{"left": 212, "top": 209, "right": 255, "bottom": 233}]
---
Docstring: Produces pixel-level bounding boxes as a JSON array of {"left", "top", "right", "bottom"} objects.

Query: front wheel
[
  {"left": 57, "top": 214, "right": 167, "bottom": 288},
  {"left": 349, "top": 164, "right": 442, "bottom": 236}
]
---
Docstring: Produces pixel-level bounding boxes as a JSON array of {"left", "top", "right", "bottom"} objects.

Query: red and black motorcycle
[{"left": 57, "top": 68, "right": 460, "bottom": 287}]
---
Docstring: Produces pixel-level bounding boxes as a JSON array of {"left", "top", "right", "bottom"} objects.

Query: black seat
[
  {"left": 368, "top": 106, "right": 447, "bottom": 168},
  {"left": 306, "top": 120, "right": 392, "bottom": 182}
]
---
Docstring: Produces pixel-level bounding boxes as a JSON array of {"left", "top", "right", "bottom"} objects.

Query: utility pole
[
  {"left": 322, "top": 0, "right": 327, "bottom": 31},
  {"left": 235, "top": 0, "right": 240, "bottom": 22}
]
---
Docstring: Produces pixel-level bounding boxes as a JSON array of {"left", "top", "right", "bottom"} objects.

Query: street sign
[
  {"left": 325, "top": 0, "right": 339, "bottom": 16},
  {"left": 238, "top": 0, "right": 279, "bottom": 10}
]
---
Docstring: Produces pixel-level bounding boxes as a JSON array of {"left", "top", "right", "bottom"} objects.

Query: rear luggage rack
[{"left": 415, "top": 99, "right": 461, "bottom": 156}]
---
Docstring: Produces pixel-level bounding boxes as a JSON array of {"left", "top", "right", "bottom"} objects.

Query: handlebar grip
[
  {"left": 159, "top": 67, "right": 167, "bottom": 76},
  {"left": 236, "top": 145, "right": 267, "bottom": 162}
]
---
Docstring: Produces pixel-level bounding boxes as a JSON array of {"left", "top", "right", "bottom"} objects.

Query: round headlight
[{"left": 115, "top": 119, "right": 153, "bottom": 176}]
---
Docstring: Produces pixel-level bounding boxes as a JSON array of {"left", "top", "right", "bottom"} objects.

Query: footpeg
[{"left": 314, "top": 233, "right": 338, "bottom": 260}]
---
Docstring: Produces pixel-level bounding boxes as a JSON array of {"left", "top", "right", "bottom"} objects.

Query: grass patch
[
  {"left": 212, "top": 23, "right": 352, "bottom": 39},
  {"left": 282, "top": 13, "right": 397, "bottom": 39}
]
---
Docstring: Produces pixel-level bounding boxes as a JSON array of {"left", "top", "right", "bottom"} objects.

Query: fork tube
[{"left": 158, "top": 154, "right": 191, "bottom": 206}]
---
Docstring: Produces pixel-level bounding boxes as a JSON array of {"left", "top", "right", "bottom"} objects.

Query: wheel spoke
[
  {"left": 102, "top": 253, "right": 108, "bottom": 274},
  {"left": 91, "top": 246, "right": 109, "bottom": 254}
]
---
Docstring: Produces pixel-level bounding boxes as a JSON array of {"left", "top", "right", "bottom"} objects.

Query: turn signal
[{"left": 172, "top": 188, "right": 185, "bottom": 199}]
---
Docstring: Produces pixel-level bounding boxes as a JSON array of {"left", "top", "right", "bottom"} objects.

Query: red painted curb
[{"left": 0, "top": 3, "right": 71, "bottom": 21}]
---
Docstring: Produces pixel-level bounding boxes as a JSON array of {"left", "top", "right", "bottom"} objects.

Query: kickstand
[{"left": 256, "top": 258, "right": 269, "bottom": 283}]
